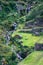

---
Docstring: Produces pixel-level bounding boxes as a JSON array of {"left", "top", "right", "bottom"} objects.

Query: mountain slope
[{"left": 0, "top": 0, "right": 43, "bottom": 65}]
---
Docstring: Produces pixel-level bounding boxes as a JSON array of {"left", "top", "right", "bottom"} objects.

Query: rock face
[{"left": 35, "top": 43, "right": 43, "bottom": 50}]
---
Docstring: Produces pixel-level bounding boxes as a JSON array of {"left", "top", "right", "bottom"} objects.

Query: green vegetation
[
  {"left": 18, "top": 51, "right": 43, "bottom": 65},
  {"left": 12, "top": 32, "right": 42, "bottom": 46},
  {"left": 0, "top": 0, "right": 43, "bottom": 65},
  {"left": 37, "top": 38, "right": 43, "bottom": 44}
]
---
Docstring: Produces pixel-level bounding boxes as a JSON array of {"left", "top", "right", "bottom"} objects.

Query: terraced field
[
  {"left": 12, "top": 31, "right": 43, "bottom": 47},
  {"left": 18, "top": 51, "right": 43, "bottom": 65}
]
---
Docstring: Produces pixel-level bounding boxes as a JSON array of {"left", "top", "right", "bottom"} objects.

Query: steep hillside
[{"left": 0, "top": 0, "right": 43, "bottom": 65}]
